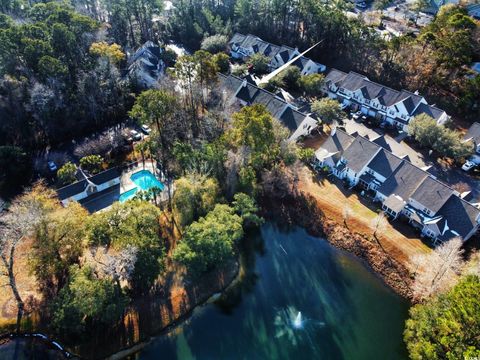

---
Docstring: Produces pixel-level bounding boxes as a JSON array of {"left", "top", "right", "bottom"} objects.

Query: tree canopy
[
  {"left": 408, "top": 114, "right": 473, "bottom": 160},
  {"left": 311, "top": 98, "right": 345, "bottom": 125},
  {"left": 404, "top": 275, "right": 480, "bottom": 360},
  {"left": 173, "top": 204, "right": 243, "bottom": 275}
]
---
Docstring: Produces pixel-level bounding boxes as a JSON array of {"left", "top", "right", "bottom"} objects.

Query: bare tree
[
  {"left": 225, "top": 147, "right": 250, "bottom": 198},
  {"left": 411, "top": 237, "right": 464, "bottom": 300},
  {"left": 91, "top": 245, "right": 138, "bottom": 288},
  {"left": 343, "top": 204, "right": 351, "bottom": 229},
  {"left": 0, "top": 197, "right": 42, "bottom": 332},
  {"left": 371, "top": 212, "right": 387, "bottom": 240}
]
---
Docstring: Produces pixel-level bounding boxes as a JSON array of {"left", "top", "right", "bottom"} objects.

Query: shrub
[
  {"left": 409, "top": 114, "right": 473, "bottom": 160},
  {"left": 201, "top": 34, "right": 228, "bottom": 54},
  {"left": 80, "top": 154, "right": 103, "bottom": 174},
  {"left": 57, "top": 162, "right": 77, "bottom": 185},
  {"left": 247, "top": 53, "right": 270, "bottom": 75},
  {"left": 213, "top": 52, "right": 230, "bottom": 73}
]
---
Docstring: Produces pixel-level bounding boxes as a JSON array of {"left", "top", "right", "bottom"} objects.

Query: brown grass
[{"left": 298, "top": 166, "right": 431, "bottom": 269}]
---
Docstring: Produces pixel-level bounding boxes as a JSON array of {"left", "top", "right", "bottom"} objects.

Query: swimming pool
[{"left": 119, "top": 170, "right": 164, "bottom": 202}]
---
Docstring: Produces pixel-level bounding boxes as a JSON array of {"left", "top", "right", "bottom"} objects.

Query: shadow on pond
[
  {"left": 135, "top": 222, "right": 409, "bottom": 360},
  {"left": 1, "top": 222, "right": 409, "bottom": 360}
]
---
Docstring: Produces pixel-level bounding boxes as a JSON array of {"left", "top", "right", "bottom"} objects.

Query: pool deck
[
  {"left": 120, "top": 161, "right": 159, "bottom": 193},
  {"left": 81, "top": 161, "right": 172, "bottom": 213}
]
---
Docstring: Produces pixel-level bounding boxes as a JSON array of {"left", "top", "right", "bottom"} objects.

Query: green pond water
[{"left": 133, "top": 223, "right": 410, "bottom": 360}]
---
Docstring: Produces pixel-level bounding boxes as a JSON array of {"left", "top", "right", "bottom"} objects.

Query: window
[{"left": 365, "top": 99, "right": 370, "bottom": 105}]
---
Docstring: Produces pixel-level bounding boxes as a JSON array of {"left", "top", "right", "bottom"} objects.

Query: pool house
[{"left": 56, "top": 161, "right": 166, "bottom": 213}]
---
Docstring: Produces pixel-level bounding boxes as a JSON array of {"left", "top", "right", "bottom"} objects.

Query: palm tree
[{"left": 129, "top": 90, "right": 177, "bottom": 210}]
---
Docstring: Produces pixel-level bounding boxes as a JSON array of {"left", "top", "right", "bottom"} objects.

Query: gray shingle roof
[
  {"left": 279, "top": 107, "right": 307, "bottom": 132},
  {"left": 236, "top": 83, "right": 260, "bottom": 103},
  {"left": 324, "top": 69, "right": 348, "bottom": 87},
  {"left": 384, "top": 194, "right": 405, "bottom": 213},
  {"left": 56, "top": 167, "right": 121, "bottom": 201},
  {"left": 89, "top": 167, "right": 121, "bottom": 185},
  {"left": 57, "top": 180, "right": 88, "bottom": 201},
  {"left": 464, "top": 122, "right": 480, "bottom": 143},
  {"left": 360, "top": 81, "right": 385, "bottom": 100},
  {"left": 410, "top": 177, "right": 453, "bottom": 213},
  {"left": 217, "top": 74, "right": 312, "bottom": 135},
  {"left": 218, "top": 73, "right": 244, "bottom": 95},
  {"left": 437, "top": 195, "right": 480, "bottom": 239},
  {"left": 412, "top": 103, "right": 445, "bottom": 121},
  {"left": 377, "top": 161, "right": 429, "bottom": 200},
  {"left": 340, "top": 72, "right": 368, "bottom": 92},
  {"left": 342, "top": 136, "right": 381, "bottom": 173},
  {"left": 396, "top": 90, "right": 424, "bottom": 114},
  {"left": 229, "top": 33, "right": 247, "bottom": 47},
  {"left": 327, "top": 129, "right": 356, "bottom": 153},
  {"left": 367, "top": 149, "right": 403, "bottom": 179},
  {"left": 378, "top": 87, "right": 401, "bottom": 106},
  {"left": 252, "top": 89, "right": 287, "bottom": 118},
  {"left": 293, "top": 57, "right": 309, "bottom": 70}
]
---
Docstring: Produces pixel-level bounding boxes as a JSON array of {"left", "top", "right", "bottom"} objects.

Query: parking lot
[{"left": 341, "top": 116, "right": 480, "bottom": 204}]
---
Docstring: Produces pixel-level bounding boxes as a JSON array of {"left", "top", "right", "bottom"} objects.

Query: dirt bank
[
  {"left": 67, "top": 260, "right": 239, "bottom": 359},
  {"left": 261, "top": 192, "right": 414, "bottom": 300}
]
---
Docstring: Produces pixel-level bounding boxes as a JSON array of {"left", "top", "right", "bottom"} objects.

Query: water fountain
[{"left": 293, "top": 311, "right": 303, "bottom": 329}]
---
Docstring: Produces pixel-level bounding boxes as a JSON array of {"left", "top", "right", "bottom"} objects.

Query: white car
[
  {"left": 462, "top": 160, "right": 476, "bottom": 171},
  {"left": 130, "top": 130, "right": 142, "bottom": 141},
  {"left": 141, "top": 124, "right": 152, "bottom": 135},
  {"left": 48, "top": 161, "right": 57, "bottom": 172}
]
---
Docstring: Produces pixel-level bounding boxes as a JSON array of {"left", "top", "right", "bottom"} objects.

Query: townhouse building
[
  {"left": 323, "top": 69, "right": 449, "bottom": 131},
  {"left": 315, "top": 128, "right": 480, "bottom": 243},
  {"left": 218, "top": 74, "right": 318, "bottom": 141},
  {"left": 228, "top": 33, "right": 326, "bottom": 75}
]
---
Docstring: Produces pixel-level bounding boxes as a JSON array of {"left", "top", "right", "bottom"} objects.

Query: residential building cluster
[
  {"left": 315, "top": 128, "right": 480, "bottom": 243},
  {"left": 322, "top": 69, "right": 450, "bottom": 131},
  {"left": 219, "top": 73, "right": 318, "bottom": 141},
  {"left": 228, "top": 33, "right": 450, "bottom": 133},
  {"left": 127, "top": 41, "right": 165, "bottom": 88},
  {"left": 229, "top": 33, "right": 327, "bottom": 76}
]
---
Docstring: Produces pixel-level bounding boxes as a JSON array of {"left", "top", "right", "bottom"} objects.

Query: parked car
[
  {"left": 340, "top": 103, "right": 349, "bottom": 111},
  {"left": 130, "top": 129, "right": 142, "bottom": 141},
  {"left": 47, "top": 160, "right": 57, "bottom": 172},
  {"left": 141, "top": 124, "right": 152, "bottom": 135},
  {"left": 361, "top": 115, "right": 367, "bottom": 122},
  {"left": 356, "top": 2, "right": 367, "bottom": 8},
  {"left": 352, "top": 111, "right": 362, "bottom": 121},
  {"left": 462, "top": 160, "right": 476, "bottom": 171}
]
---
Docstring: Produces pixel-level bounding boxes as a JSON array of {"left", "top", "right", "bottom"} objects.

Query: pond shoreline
[
  {"left": 103, "top": 262, "right": 242, "bottom": 360},
  {"left": 0, "top": 189, "right": 414, "bottom": 359},
  {"left": 260, "top": 192, "right": 414, "bottom": 300}
]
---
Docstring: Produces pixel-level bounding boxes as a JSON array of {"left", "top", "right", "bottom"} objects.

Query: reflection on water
[{"left": 134, "top": 223, "right": 410, "bottom": 360}]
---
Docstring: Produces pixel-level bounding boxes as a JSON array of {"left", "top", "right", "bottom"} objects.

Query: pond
[{"left": 133, "top": 223, "right": 409, "bottom": 360}]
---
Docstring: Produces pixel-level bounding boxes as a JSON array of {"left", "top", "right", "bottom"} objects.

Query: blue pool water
[
  {"left": 119, "top": 187, "right": 138, "bottom": 202},
  {"left": 119, "top": 170, "right": 164, "bottom": 202}
]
